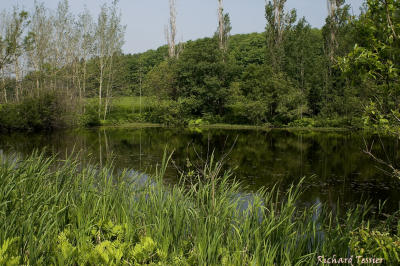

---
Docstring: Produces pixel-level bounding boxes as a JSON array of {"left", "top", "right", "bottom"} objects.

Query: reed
[{"left": 0, "top": 151, "right": 397, "bottom": 265}]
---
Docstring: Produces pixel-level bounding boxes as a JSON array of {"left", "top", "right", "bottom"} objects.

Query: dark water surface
[{"left": 1, "top": 127, "right": 399, "bottom": 213}]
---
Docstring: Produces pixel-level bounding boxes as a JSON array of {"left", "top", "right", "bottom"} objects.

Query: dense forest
[{"left": 0, "top": 0, "right": 399, "bottom": 130}]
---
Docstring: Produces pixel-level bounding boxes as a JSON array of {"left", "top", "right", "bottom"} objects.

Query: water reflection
[{"left": 0, "top": 127, "right": 399, "bottom": 213}]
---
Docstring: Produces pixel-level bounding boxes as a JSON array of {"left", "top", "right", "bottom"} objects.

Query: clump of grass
[{"left": 0, "top": 150, "right": 398, "bottom": 265}]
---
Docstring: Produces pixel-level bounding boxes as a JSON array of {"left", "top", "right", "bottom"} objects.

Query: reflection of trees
[{"left": 0, "top": 128, "right": 398, "bottom": 209}]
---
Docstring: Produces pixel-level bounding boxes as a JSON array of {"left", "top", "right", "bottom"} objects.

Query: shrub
[
  {"left": 349, "top": 227, "right": 400, "bottom": 263},
  {"left": 188, "top": 118, "right": 206, "bottom": 127},
  {"left": 0, "top": 238, "right": 20, "bottom": 266},
  {"left": 288, "top": 117, "right": 317, "bottom": 128},
  {"left": 226, "top": 100, "right": 270, "bottom": 125},
  {"left": 145, "top": 100, "right": 189, "bottom": 126},
  {"left": 79, "top": 102, "right": 101, "bottom": 127},
  {"left": 0, "top": 92, "right": 68, "bottom": 132}
]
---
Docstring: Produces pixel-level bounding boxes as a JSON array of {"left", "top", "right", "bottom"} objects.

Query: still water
[{"left": 0, "top": 127, "right": 399, "bottom": 212}]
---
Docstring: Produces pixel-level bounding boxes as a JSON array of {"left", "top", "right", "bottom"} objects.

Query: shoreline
[{"left": 96, "top": 122, "right": 353, "bottom": 132}]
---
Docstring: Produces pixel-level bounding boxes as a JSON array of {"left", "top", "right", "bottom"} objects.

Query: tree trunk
[
  {"left": 168, "top": 0, "right": 177, "bottom": 58},
  {"left": 327, "top": 0, "right": 337, "bottom": 62},
  {"left": 218, "top": 0, "right": 224, "bottom": 50},
  {"left": 103, "top": 54, "right": 114, "bottom": 121},
  {"left": 385, "top": 1, "right": 398, "bottom": 40},
  {"left": 1, "top": 68, "right": 7, "bottom": 103},
  {"left": 98, "top": 62, "right": 104, "bottom": 120},
  {"left": 14, "top": 57, "right": 21, "bottom": 102},
  {"left": 83, "top": 60, "right": 87, "bottom": 113}
]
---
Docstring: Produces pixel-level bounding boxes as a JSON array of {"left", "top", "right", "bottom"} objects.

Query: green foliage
[
  {"left": 0, "top": 92, "right": 69, "bottom": 131},
  {"left": 0, "top": 150, "right": 396, "bottom": 265},
  {"left": 54, "top": 221, "right": 164, "bottom": 265},
  {"left": 188, "top": 118, "right": 207, "bottom": 127},
  {"left": 0, "top": 238, "right": 20, "bottom": 266},
  {"left": 226, "top": 99, "right": 270, "bottom": 125},
  {"left": 145, "top": 99, "right": 189, "bottom": 126},
  {"left": 4, "top": 0, "right": 398, "bottom": 130},
  {"left": 131, "top": 237, "right": 158, "bottom": 264},
  {"left": 349, "top": 226, "right": 400, "bottom": 263},
  {"left": 362, "top": 101, "right": 392, "bottom": 131},
  {"left": 80, "top": 101, "right": 101, "bottom": 127},
  {"left": 117, "top": 46, "right": 168, "bottom": 96},
  {"left": 143, "top": 60, "right": 177, "bottom": 99},
  {"left": 339, "top": 0, "right": 400, "bottom": 130},
  {"left": 174, "top": 37, "right": 237, "bottom": 116},
  {"left": 288, "top": 117, "right": 316, "bottom": 128}
]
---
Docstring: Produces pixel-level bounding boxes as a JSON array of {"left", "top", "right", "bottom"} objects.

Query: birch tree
[
  {"left": 51, "top": 0, "right": 73, "bottom": 92},
  {"left": 103, "top": 3, "right": 124, "bottom": 120},
  {"left": 0, "top": 8, "right": 28, "bottom": 102},
  {"left": 76, "top": 9, "right": 95, "bottom": 103},
  {"left": 0, "top": 11, "right": 9, "bottom": 103},
  {"left": 25, "top": 2, "right": 52, "bottom": 93},
  {"left": 94, "top": 1, "right": 125, "bottom": 120},
  {"left": 9, "top": 8, "right": 28, "bottom": 101}
]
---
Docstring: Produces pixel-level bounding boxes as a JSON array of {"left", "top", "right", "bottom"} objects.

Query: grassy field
[
  {"left": 1, "top": 151, "right": 399, "bottom": 265},
  {"left": 84, "top": 96, "right": 160, "bottom": 126},
  {"left": 109, "top": 96, "right": 157, "bottom": 113}
]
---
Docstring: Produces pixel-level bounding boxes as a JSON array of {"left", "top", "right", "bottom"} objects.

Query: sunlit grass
[{"left": 0, "top": 150, "right": 398, "bottom": 265}]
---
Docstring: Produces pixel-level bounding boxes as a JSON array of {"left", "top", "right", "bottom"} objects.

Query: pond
[{"left": 0, "top": 127, "right": 399, "bottom": 213}]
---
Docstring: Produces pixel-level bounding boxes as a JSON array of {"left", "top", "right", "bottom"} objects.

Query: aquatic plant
[{"left": 0, "top": 151, "right": 398, "bottom": 265}]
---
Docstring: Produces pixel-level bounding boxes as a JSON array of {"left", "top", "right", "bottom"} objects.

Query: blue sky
[{"left": 1, "top": 0, "right": 365, "bottom": 54}]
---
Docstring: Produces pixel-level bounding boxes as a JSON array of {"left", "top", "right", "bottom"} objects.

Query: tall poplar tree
[
  {"left": 265, "top": 0, "right": 296, "bottom": 70},
  {"left": 166, "top": 0, "right": 177, "bottom": 58}
]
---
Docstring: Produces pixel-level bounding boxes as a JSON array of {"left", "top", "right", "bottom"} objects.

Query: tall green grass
[{"left": 0, "top": 151, "right": 399, "bottom": 265}]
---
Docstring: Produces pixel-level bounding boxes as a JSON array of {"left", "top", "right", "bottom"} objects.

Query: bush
[
  {"left": 79, "top": 102, "right": 101, "bottom": 127},
  {"left": 225, "top": 100, "right": 270, "bottom": 125},
  {"left": 54, "top": 221, "right": 164, "bottom": 265},
  {"left": 145, "top": 100, "right": 189, "bottom": 126},
  {"left": 313, "top": 116, "right": 363, "bottom": 128},
  {"left": 349, "top": 227, "right": 400, "bottom": 263},
  {"left": 0, "top": 92, "right": 68, "bottom": 132},
  {"left": 288, "top": 117, "right": 317, "bottom": 128}
]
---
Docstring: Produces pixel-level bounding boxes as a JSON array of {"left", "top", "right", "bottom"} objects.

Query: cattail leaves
[{"left": 0, "top": 150, "right": 396, "bottom": 264}]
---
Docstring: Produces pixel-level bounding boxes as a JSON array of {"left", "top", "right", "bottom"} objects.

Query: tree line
[
  {"left": 0, "top": 0, "right": 124, "bottom": 124},
  {"left": 0, "top": 0, "right": 399, "bottom": 129}
]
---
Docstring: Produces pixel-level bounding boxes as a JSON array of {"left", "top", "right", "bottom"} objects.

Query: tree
[
  {"left": 338, "top": 0, "right": 400, "bottom": 178},
  {"left": 320, "top": 0, "right": 357, "bottom": 119},
  {"left": 326, "top": 0, "right": 338, "bottom": 62},
  {"left": 0, "top": 10, "right": 10, "bottom": 103},
  {"left": 217, "top": 0, "right": 231, "bottom": 54},
  {"left": 94, "top": 1, "right": 125, "bottom": 120},
  {"left": 324, "top": 0, "right": 352, "bottom": 63},
  {"left": 10, "top": 8, "right": 29, "bottom": 101},
  {"left": 0, "top": 8, "right": 28, "bottom": 102},
  {"left": 166, "top": 0, "right": 177, "bottom": 58},
  {"left": 25, "top": 2, "right": 53, "bottom": 94},
  {"left": 265, "top": 0, "right": 296, "bottom": 70},
  {"left": 175, "top": 38, "right": 236, "bottom": 116},
  {"left": 76, "top": 8, "right": 95, "bottom": 103},
  {"left": 143, "top": 60, "right": 176, "bottom": 99},
  {"left": 339, "top": 0, "right": 400, "bottom": 119}
]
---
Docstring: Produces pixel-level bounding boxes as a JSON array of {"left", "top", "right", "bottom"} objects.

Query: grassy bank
[
  {"left": 1, "top": 151, "right": 399, "bottom": 265},
  {"left": 0, "top": 95, "right": 367, "bottom": 131},
  {"left": 93, "top": 97, "right": 363, "bottom": 129}
]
